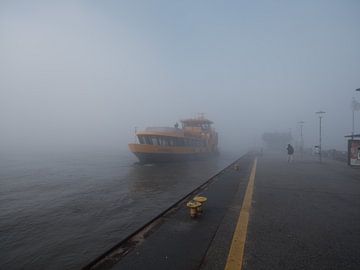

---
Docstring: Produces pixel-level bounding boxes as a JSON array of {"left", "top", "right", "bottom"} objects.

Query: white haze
[{"left": 1, "top": 0, "right": 360, "bottom": 154}]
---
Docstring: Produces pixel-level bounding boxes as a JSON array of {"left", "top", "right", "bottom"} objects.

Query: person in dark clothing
[{"left": 287, "top": 144, "right": 294, "bottom": 162}]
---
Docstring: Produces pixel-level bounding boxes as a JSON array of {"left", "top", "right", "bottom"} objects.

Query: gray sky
[{"left": 1, "top": 0, "right": 360, "bottom": 152}]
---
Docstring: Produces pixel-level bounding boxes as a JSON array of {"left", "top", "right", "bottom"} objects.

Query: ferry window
[
  {"left": 151, "top": 136, "right": 159, "bottom": 145},
  {"left": 138, "top": 136, "right": 145, "bottom": 144},
  {"left": 201, "top": 124, "right": 209, "bottom": 130},
  {"left": 145, "top": 136, "right": 152, "bottom": 145},
  {"left": 159, "top": 136, "right": 169, "bottom": 146},
  {"left": 170, "top": 138, "right": 175, "bottom": 146}
]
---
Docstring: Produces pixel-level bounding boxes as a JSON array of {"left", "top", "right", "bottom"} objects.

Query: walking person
[{"left": 287, "top": 144, "right": 294, "bottom": 162}]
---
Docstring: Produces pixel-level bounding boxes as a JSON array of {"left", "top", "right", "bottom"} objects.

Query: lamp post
[
  {"left": 353, "top": 89, "right": 360, "bottom": 138},
  {"left": 298, "top": 121, "right": 305, "bottom": 159},
  {"left": 352, "top": 98, "right": 356, "bottom": 138},
  {"left": 316, "top": 111, "right": 325, "bottom": 163},
  {"left": 352, "top": 105, "right": 354, "bottom": 137}
]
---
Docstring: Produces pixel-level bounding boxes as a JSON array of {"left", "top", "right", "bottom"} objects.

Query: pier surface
[{"left": 85, "top": 153, "right": 360, "bottom": 270}]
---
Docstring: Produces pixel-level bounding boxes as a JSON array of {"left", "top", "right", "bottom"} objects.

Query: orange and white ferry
[{"left": 128, "top": 116, "right": 219, "bottom": 163}]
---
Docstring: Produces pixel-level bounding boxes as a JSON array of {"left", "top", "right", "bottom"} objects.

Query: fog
[{"left": 1, "top": 0, "right": 360, "bottom": 154}]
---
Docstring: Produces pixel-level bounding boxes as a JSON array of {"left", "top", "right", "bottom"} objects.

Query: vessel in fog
[{"left": 128, "top": 116, "right": 219, "bottom": 163}]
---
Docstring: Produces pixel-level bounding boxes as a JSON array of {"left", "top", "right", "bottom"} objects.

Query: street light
[
  {"left": 297, "top": 121, "right": 305, "bottom": 159},
  {"left": 316, "top": 111, "right": 326, "bottom": 163},
  {"left": 352, "top": 98, "right": 356, "bottom": 137},
  {"left": 353, "top": 88, "right": 360, "bottom": 137}
]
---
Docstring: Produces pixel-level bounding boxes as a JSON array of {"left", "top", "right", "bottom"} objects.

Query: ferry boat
[{"left": 128, "top": 116, "right": 219, "bottom": 163}]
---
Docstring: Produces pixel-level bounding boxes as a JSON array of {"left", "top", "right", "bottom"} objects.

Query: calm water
[{"left": 0, "top": 148, "right": 242, "bottom": 270}]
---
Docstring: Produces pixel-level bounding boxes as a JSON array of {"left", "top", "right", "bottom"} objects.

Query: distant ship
[{"left": 128, "top": 116, "right": 219, "bottom": 163}]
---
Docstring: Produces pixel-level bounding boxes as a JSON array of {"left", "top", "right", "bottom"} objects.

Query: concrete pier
[
  {"left": 244, "top": 153, "right": 360, "bottom": 270},
  {"left": 83, "top": 153, "right": 360, "bottom": 270}
]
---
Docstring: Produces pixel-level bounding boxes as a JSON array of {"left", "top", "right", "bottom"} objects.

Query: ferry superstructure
[{"left": 128, "top": 116, "right": 218, "bottom": 163}]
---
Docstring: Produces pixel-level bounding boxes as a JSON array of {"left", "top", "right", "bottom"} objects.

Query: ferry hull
[
  {"left": 128, "top": 143, "right": 216, "bottom": 163},
  {"left": 133, "top": 152, "right": 210, "bottom": 163}
]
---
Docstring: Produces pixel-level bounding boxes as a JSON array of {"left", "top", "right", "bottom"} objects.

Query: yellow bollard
[
  {"left": 186, "top": 201, "right": 202, "bottom": 218},
  {"left": 193, "top": 196, "right": 207, "bottom": 214}
]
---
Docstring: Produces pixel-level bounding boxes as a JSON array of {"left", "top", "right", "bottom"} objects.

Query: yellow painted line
[{"left": 224, "top": 158, "right": 257, "bottom": 270}]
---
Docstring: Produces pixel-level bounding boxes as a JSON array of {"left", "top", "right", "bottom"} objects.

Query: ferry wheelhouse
[{"left": 128, "top": 117, "right": 218, "bottom": 163}]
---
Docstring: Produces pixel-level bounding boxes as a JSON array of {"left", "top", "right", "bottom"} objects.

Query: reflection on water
[
  {"left": 129, "top": 158, "right": 220, "bottom": 194},
  {"left": 0, "top": 150, "right": 242, "bottom": 270}
]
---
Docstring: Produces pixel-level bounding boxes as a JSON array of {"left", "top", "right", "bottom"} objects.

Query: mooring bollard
[
  {"left": 186, "top": 200, "right": 202, "bottom": 218},
  {"left": 193, "top": 196, "right": 207, "bottom": 214}
]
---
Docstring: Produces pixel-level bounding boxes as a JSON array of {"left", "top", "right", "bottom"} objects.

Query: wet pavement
[
  {"left": 84, "top": 154, "right": 253, "bottom": 270},
  {"left": 84, "top": 153, "right": 360, "bottom": 270},
  {"left": 244, "top": 153, "right": 360, "bottom": 270}
]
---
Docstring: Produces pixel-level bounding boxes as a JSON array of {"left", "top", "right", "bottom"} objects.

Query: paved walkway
[
  {"left": 84, "top": 155, "right": 253, "bottom": 270},
  {"left": 84, "top": 153, "right": 360, "bottom": 270},
  {"left": 244, "top": 153, "right": 360, "bottom": 270}
]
